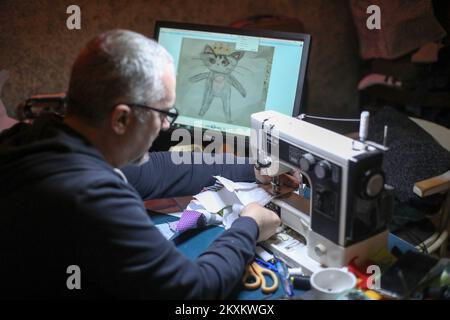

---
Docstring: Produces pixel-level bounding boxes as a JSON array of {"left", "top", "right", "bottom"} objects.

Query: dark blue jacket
[{"left": 0, "top": 114, "right": 258, "bottom": 299}]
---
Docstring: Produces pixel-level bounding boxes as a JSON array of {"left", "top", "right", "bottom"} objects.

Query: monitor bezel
[{"left": 153, "top": 20, "right": 311, "bottom": 148}]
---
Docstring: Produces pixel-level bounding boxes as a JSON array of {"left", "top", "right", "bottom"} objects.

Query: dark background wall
[{"left": 0, "top": 0, "right": 361, "bottom": 127}]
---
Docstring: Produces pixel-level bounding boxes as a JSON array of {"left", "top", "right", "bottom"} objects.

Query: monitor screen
[{"left": 154, "top": 21, "right": 310, "bottom": 137}]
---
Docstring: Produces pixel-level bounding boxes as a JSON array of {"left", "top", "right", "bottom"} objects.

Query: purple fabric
[{"left": 176, "top": 210, "right": 206, "bottom": 233}]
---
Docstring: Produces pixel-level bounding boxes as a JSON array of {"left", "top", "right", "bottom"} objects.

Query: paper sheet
[
  {"left": 235, "top": 187, "right": 273, "bottom": 206},
  {"left": 194, "top": 176, "right": 273, "bottom": 213},
  {"left": 193, "top": 188, "right": 239, "bottom": 213},
  {"left": 158, "top": 176, "right": 274, "bottom": 236},
  {"left": 156, "top": 223, "right": 176, "bottom": 240},
  {"left": 222, "top": 204, "right": 244, "bottom": 229},
  {"left": 214, "top": 176, "right": 257, "bottom": 192}
]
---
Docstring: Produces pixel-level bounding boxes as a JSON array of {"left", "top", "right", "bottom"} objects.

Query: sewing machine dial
[
  {"left": 314, "top": 160, "right": 331, "bottom": 179},
  {"left": 360, "top": 169, "right": 384, "bottom": 199},
  {"left": 299, "top": 153, "right": 315, "bottom": 171}
]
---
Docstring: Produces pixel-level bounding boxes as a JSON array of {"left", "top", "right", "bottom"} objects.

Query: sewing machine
[{"left": 250, "top": 110, "right": 393, "bottom": 274}]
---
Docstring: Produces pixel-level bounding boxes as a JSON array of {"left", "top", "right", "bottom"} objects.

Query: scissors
[{"left": 242, "top": 261, "right": 279, "bottom": 294}]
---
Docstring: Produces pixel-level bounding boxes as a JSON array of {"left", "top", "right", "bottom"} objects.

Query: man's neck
[{"left": 63, "top": 116, "right": 123, "bottom": 167}]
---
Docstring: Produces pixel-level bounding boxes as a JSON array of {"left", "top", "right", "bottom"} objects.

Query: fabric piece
[
  {"left": 156, "top": 222, "right": 177, "bottom": 240},
  {"left": 176, "top": 210, "right": 206, "bottom": 233},
  {"left": 223, "top": 204, "right": 244, "bottom": 230},
  {"left": 168, "top": 200, "right": 224, "bottom": 236},
  {"left": 194, "top": 176, "right": 272, "bottom": 213},
  {"left": 186, "top": 200, "right": 223, "bottom": 225},
  {"left": 168, "top": 221, "right": 179, "bottom": 233},
  {"left": 350, "top": 0, "right": 446, "bottom": 60}
]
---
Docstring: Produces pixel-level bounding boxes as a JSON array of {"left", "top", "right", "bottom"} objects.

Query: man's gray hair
[{"left": 67, "top": 29, "right": 173, "bottom": 124}]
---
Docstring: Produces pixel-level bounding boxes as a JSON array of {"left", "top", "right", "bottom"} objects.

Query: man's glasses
[{"left": 127, "top": 103, "right": 178, "bottom": 126}]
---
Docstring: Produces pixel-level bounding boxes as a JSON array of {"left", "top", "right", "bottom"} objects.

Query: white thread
[
  {"left": 359, "top": 111, "right": 370, "bottom": 141},
  {"left": 298, "top": 114, "right": 360, "bottom": 122},
  {"left": 288, "top": 267, "right": 303, "bottom": 276}
]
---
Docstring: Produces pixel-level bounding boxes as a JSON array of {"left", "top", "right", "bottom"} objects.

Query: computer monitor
[{"left": 154, "top": 21, "right": 310, "bottom": 138}]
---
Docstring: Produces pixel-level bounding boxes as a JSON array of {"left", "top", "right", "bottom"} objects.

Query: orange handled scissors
[{"left": 242, "top": 262, "right": 279, "bottom": 294}]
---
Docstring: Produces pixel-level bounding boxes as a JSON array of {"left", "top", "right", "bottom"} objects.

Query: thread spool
[
  {"left": 359, "top": 111, "right": 370, "bottom": 142},
  {"left": 288, "top": 268, "right": 303, "bottom": 276}
]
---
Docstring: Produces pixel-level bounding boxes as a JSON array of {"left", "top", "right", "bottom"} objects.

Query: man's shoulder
[
  {"left": 36, "top": 165, "right": 145, "bottom": 223},
  {"left": 51, "top": 164, "right": 131, "bottom": 196}
]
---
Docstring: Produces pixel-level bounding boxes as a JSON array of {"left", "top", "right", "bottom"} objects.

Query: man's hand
[
  {"left": 240, "top": 202, "right": 281, "bottom": 242},
  {"left": 254, "top": 167, "right": 301, "bottom": 189}
]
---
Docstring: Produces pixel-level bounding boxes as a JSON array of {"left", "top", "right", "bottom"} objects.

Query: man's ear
[{"left": 110, "top": 104, "right": 132, "bottom": 135}]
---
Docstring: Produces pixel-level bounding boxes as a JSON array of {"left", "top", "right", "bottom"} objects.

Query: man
[{"left": 0, "top": 30, "right": 293, "bottom": 299}]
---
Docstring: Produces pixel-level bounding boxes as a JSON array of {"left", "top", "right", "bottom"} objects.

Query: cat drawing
[{"left": 189, "top": 45, "right": 246, "bottom": 123}]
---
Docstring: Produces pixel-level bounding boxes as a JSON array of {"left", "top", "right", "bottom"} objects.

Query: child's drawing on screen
[
  {"left": 189, "top": 45, "right": 246, "bottom": 123},
  {"left": 176, "top": 39, "right": 274, "bottom": 128}
]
